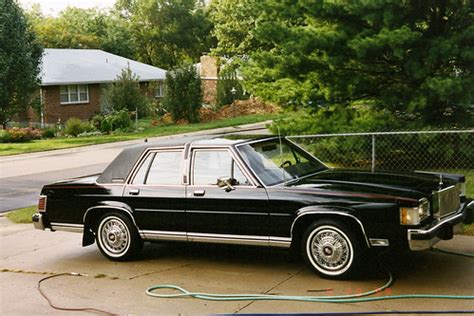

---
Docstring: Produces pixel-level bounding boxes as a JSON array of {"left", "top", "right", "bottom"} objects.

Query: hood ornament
[{"left": 439, "top": 174, "right": 444, "bottom": 188}]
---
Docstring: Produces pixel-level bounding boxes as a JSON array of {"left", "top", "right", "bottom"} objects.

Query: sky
[{"left": 18, "top": 0, "right": 117, "bottom": 16}]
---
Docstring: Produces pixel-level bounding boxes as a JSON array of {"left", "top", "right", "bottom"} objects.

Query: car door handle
[
  {"left": 129, "top": 189, "right": 140, "bottom": 195},
  {"left": 193, "top": 190, "right": 205, "bottom": 197}
]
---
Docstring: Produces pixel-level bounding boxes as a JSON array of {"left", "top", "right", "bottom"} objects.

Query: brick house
[{"left": 37, "top": 49, "right": 166, "bottom": 124}]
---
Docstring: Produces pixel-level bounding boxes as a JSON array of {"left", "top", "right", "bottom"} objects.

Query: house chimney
[{"left": 200, "top": 55, "right": 218, "bottom": 79}]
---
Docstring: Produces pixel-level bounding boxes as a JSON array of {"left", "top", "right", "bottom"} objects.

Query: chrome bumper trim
[
  {"left": 407, "top": 205, "right": 466, "bottom": 251},
  {"left": 50, "top": 223, "right": 84, "bottom": 233},
  {"left": 32, "top": 213, "right": 45, "bottom": 230}
]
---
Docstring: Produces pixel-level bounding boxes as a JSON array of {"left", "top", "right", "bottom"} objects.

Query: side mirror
[{"left": 217, "top": 177, "right": 235, "bottom": 192}]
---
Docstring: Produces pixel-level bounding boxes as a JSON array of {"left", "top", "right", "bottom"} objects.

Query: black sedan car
[{"left": 32, "top": 136, "right": 473, "bottom": 279}]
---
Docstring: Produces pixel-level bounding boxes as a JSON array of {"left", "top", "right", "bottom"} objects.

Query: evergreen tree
[
  {"left": 0, "top": 0, "right": 43, "bottom": 128},
  {"left": 101, "top": 68, "right": 150, "bottom": 117},
  {"left": 216, "top": 65, "right": 245, "bottom": 106},
  {"left": 162, "top": 64, "right": 202, "bottom": 123},
  {"left": 242, "top": 0, "right": 473, "bottom": 126}
]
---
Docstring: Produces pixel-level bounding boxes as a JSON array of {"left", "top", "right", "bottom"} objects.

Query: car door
[
  {"left": 186, "top": 148, "right": 270, "bottom": 242},
  {"left": 123, "top": 149, "right": 187, "bottom": 240}
]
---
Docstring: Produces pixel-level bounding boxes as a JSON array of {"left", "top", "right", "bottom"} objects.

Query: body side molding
[{"left": 139, "top": 230, "right": 291, "bottom": 248}]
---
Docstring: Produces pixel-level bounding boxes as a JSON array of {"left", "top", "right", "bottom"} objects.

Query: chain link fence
[{"left": 288, "top": 130, "right": 474, "bottom": 198}]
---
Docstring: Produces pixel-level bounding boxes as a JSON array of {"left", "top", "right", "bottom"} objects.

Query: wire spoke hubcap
[
  {"left": 100, "top": 218, "right": 129, "bottom": 255},
  {"left": 311, "top": 228, "right": 351, "bottom": 272}
]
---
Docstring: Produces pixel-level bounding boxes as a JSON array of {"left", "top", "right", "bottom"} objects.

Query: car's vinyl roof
[{"left": 96, "top": 135, "right": 275, "bottom": 183}]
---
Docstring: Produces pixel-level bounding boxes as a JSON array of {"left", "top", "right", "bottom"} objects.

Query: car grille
[{"left": 432, "top": 185, "right": 460, "bottom": 219}]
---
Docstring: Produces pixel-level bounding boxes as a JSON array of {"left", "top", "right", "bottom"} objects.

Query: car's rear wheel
[
  {"left": 302, "top": 219, "right": 365, "bottom": 279},
  {"left": 96, "top": 212, "right": 142, "bottom": 261}
]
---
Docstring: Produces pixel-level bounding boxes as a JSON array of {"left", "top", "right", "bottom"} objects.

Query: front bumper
[
  {"left": 32, "top": 212, "right": 45, "bottom": 230},
  {"left": 408, "top": 200, "right": 474, "bottom": 251}
]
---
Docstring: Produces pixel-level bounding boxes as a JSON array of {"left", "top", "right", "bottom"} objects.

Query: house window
[
  {"left": 60, "top": 85, "right": 89, "bottom": 104},
  {"left": 155, "top": 81, "right": 165, "bottom": 98}
]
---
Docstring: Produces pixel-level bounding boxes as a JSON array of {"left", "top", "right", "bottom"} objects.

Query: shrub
[
  {"left": 100, "top": 68, "right": 150, "bottom": 117},
  {"left": 99, "top": 110, "right": 132, "bottom": 133},
  {"left": 41, "top": 128, "right": 56, "bottom": 139},
  {"left": 0, "top": 130, "right": 12, "bottom": 143},
  {"left": 162, "top": 64, "right": 202, "bottom": 123},
  {"left": 270, "top": 104, "right": 399, "bottom": 136},
  {"left": 100, "top": 117, "right": 113, "bottom": 133},
  {"left": 0, "top": 127, "right": 41, "bottom": 143},
  {"left": 90, "top": 114, "right": 105, "bottom": 130},
  {"left": 216, "top": 65, "right": 247, "bottom": 107},
  {"left": 77, "top": 131, "right": 102, "bottom": 137},
  {"left": 111, "top": 110, "right": 132, "bottom": 130},
  {"left": 64, "top": 118, "right": 94, "bottom": 137},
  {"left": 9, "top": 128, "right": 30, "bottom": 142}
]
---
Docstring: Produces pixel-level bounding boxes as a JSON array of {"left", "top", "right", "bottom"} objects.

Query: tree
[
  {"left": 241, "top": 0, "right": 473, "bottom": 126},
  {"left": 116, "top": 0, "right": 214, "bottom": 69},
  {"left": 26, "top": 6, "right": 136, "bottom": 59},
  {"left": 209, "top": 0, "right": 260, "bottom": 58},
  {"left": 162, "top": 64, "right": 202, "bottom": 123},
  {"left": 100, "top": 67, "right": 150, "bottom": 117},
  {"left": 0, "top": 0, "right": 43, "bottom": 128},
  {"left": 216, "top": 65, "right": 246, "bottom": 106}
]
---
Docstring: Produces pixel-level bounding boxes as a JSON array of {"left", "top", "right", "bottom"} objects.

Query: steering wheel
[{"left": 280, "top": 160, "right": 292, "bottom": 168}]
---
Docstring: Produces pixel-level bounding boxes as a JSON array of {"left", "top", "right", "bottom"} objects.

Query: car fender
[
  {"left": 82, "top": 201, "right": 138, "bottom": 247},
  {"left": 290, "top": 205, "right": 370, "bottom": 248}
]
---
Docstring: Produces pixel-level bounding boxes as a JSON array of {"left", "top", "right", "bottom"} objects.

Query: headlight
[{"left": 400, "top": 198, "right": 430, "bottom": 225}]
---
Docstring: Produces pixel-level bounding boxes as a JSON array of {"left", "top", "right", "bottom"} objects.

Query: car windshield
[{"left": 237, "top": 138, "right": 327, "bottom": 186}]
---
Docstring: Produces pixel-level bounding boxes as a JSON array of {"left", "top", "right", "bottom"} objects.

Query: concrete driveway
[{"left": 1, "top": 216, "right": 473, "bottom": 315}]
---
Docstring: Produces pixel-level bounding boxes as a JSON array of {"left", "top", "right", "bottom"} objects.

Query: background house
[{"left": 37, "top": 49, "right": 167, "bottom": 123}]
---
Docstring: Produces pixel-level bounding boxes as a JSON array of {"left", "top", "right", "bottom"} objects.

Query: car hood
[{"left": 288, "top": 169, "right": 460, "bottom": 203}]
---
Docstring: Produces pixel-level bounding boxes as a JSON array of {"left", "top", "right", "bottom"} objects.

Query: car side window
[
  {"left": 132, "top": 153, "right": 154, "bottom": 184},
  {"left": 132, "top": 151, "right": 182, "bottom": 185},
  {"left": 146, "top": 151, "right": 182, "bottom": 185},
  {"left": 193, "top": 150, "right": 250, "bottom": 186}
]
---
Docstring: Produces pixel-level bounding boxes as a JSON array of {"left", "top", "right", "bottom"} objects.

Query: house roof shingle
[{"left": 41, "top": 49, "right": 166, "bottom": 86}]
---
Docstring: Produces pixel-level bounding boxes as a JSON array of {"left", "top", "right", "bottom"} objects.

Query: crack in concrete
[
  {"left": 128, "top": 263, "right": 191, "bottom": 280},
  {"left": 233, "top": 267, "right": 307, "bottom": 314}
]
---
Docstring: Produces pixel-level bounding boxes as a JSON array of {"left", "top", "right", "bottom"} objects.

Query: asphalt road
[
  {"left": 0, "top": 121, "right": 271, "bottom": 213},
  {"left": 1, "top": 216, "right": 473, "bottom": 315}
]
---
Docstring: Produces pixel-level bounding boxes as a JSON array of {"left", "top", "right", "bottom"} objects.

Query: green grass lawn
[
  {"left": 5, "top": 206, "right": 37, "bottom": 224},
  {"left": 0, "top": 114, "right": 275, "bottom": 156}
]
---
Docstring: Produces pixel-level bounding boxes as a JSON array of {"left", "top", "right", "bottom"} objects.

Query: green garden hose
[
  {"left": 146, "top": 271, "right": 473, "bottom": 303},
  {"left": 146, "top": 248, "right": 474, "bottom": 304}
]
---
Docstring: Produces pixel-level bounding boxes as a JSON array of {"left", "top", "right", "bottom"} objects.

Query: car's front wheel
[
  {"left": 302, "top": 220, "right": 365, "bottom": 279},
  {"left": 96, "top": 212, "right": 142, "bottom": 261}
]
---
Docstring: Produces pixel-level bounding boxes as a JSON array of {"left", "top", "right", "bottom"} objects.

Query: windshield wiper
[{"left": 283, "top": 168, "right": 328, "bottom": 186}]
